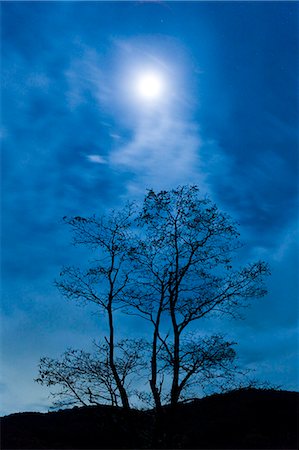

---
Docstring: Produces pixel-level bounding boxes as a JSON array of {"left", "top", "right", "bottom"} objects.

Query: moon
[{"left": 135, "top": 71, "right": 164, "bottom": 101}]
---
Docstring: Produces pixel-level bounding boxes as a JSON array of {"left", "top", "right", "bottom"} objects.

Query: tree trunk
[
  {"left": 170, "top": 221, "right": 181, "bottom": 407},
  {"left": 107, "top": 302, "right": 130, "bottom": 409},
  {"left": 169, "top": 288, "right": 180, "bottom": 407},
  {"left": 170, "top": 322, "right": 180, "bottom": 406},
  {"left": 150, "top": 306, "right": 163, "bottom": 411}
]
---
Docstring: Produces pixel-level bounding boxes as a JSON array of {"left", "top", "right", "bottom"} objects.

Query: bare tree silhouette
[{"left": 38, "top": 186, "right": 269, "bottom": 412}]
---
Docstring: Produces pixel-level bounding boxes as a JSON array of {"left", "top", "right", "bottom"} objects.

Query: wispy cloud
[
  {"left": 86, "top": 154, "right": 107, "bottom": 164},
  {"left": 64, "top": 47, "right": 108, "bottom": 112},
  {"left": 110, "top": 111, "right": 206, "bottom": 195}
]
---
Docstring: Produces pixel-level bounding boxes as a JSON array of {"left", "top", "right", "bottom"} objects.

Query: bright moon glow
[{"left": 135, "top": 72, "right": 164, "bottom": 101}]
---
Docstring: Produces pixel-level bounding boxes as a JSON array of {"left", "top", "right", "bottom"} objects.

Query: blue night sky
[{"left": 1, "top": 1, "right": 298, "bottom": 415}]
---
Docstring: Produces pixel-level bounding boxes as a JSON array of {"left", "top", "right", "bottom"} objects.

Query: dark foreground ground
[{"left": 1, "top": 388, "right": 298, "bottom": 449}]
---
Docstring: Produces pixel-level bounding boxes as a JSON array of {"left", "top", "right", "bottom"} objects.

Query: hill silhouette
[{"left": 1, "top": 388, "right": 298, "bottom": 449}]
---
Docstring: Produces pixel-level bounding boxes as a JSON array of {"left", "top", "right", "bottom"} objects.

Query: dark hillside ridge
[{"left": 1, "top": 388, "right": 298, "bottom": 449}]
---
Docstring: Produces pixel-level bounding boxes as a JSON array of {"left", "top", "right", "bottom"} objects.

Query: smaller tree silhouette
[{"left": 36, "top": 339, "right": 146, "bottom": 409}]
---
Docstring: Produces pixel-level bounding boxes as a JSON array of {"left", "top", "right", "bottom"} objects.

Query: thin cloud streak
[{"left": 86, "top": 154, "right": 107, "bottom": 164}]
